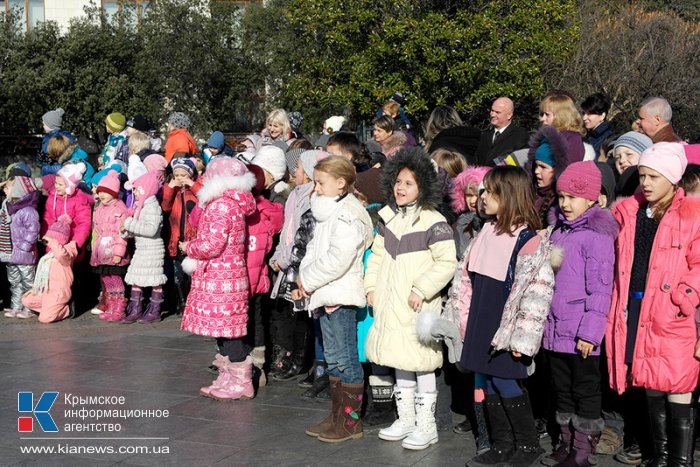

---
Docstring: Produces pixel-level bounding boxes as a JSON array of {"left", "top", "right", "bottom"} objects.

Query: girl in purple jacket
[
  {"left": 542, "top": 161, "right": 619, "bottom": 466},
  {"left": 1, "top": 176, "right": 41, "bottom": 318}
]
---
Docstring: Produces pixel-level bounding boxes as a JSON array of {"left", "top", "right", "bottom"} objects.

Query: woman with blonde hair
[{"left": 539, "top": 94, "right": 585, "bottom": 163}]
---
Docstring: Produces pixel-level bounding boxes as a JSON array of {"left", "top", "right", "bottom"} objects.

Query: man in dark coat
[{"left": 475, "top": 97, "right": 529, "bottom": 166}]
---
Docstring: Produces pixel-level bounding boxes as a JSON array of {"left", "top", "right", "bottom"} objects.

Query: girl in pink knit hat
[
  {"left": 22, "top": 215, "right": 78, "bottom": 323},
  {"left": 90, "top": 171, "right": 131, "bottom": 321},
  {"left": 606, "top": 142, "right": 700, "bottom": 466}
]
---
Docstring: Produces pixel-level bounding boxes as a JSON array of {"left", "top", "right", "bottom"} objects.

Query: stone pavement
[{"left": 0, "top": 313, "right": 636, "bottom": 466}]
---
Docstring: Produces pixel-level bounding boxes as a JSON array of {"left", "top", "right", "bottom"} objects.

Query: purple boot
[
  {"left": 139, "top": 289, "right": 163, "bottom": 323},
  {"left": 122, "top": 289, "right": 144, "bottom": 324}
]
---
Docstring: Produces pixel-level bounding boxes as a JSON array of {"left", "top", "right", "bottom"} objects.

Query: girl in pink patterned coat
[{"left": 180, "top": 157, "right": 257, "bottom": 401}]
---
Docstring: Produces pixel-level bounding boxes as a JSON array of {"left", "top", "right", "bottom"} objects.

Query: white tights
[
  {"left": 395, "top": 369, "right": 436, "bottom": 393},
  {"left": 646, "top": 389, "right": 692, "bottom": 404}
]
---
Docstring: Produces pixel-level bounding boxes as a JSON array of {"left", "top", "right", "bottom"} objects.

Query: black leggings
[{"left": 217, "top": 338, "right": 251, "bottom": 363}]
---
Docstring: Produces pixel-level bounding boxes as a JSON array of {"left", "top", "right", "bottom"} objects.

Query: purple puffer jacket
[
  {"left": 543, "top": 205, "right": 619, "bottom": 356},
  {"left": 6, "top": 191, "right": 40, "bottom": 265}
]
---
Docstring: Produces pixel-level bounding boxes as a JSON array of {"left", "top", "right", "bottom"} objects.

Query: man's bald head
[{"left": 490, "top": 97, "right": 514, "bottom": 130}]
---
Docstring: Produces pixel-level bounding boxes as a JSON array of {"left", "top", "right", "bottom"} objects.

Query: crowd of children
[{"left": 2, "top": 96, "right": 700, "bottom": 467}]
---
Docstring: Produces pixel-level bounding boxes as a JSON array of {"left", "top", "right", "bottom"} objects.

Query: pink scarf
[{"left": 467, "top": 222, "right": 525, "bottom": 281}]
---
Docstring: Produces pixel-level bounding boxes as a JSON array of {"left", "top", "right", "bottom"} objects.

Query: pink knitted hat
[
  {"left": 132, "top": 171, "right": 160, "bottom": 201},
  {"left": 96, "top": 170, "right": 121, "bottom": 198},
  {"left": 57, "top": 162, "right": 86, "bottom": 195},
  {"left": 46, "top": 214, "right": 72, "bottom": 245},
  {"left": 639, "top": 142, "right": 688, "bottom": 185},
  {"left": 557, "top": 161, "right": 601, "bottom": 201}
]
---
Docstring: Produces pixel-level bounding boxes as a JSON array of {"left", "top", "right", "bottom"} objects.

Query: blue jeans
[
  {"left": 313, "top": 314, "right": 325, "bottom": 361},
  {"left": 319, "top": 306, "right": 363, "bottom": 384}
]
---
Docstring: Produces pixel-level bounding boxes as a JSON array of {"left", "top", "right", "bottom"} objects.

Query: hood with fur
[
  {"left": 549, "top": 204, "right": 620, "bottom": 238},
  {"left": 380, "top": 147, "right": 442, "bottom": 211},
  {"left": 196, "top": 171, "right": 256, "bottom": 207},
  {"left": 527, "top": 125, "right": 570, "bottom": 178},
  {"left": 451, "top": 166, "right": 491, "bottom": 213}
]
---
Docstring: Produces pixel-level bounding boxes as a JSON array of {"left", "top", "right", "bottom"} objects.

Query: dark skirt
[{"left": 460, "top": 272, "right": 529, "bottom": 379}]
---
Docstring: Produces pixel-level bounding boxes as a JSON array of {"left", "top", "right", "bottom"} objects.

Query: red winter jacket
[
  {"left": 246, "top": 196, "right": 284, "bottom": 295},
  {"left": 161, "top": 181, "right": 202, "bottom": 257},
  {"left": 606, "top": 190, "right": 700, "bottom": 394},
  {"left": 164, "top": 128, "right": 197, "bottom": 162}
]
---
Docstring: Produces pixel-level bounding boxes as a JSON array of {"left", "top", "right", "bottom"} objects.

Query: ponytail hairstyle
[{"left": 313, "top": 156, "right": 356, "bottom": 195}]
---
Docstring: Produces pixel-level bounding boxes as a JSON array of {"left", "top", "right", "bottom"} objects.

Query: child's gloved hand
[{"left": 429, "top": 318, "right": 463, "bottom": 364}]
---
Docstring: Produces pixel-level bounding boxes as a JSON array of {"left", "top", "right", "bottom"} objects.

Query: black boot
[
  {"left": 302, "top": 372, "right": 329, "bottom": 400},
  {"left": 467, "top": 393, "right": 515, "bottom": 467},
  {"left": 299, "top": 360, "right": 323, "bottom": 388},
  {"left": 363, "top": 375, "right": 396, "bottom": 426},
  {"left": 268, "top": 344, "right": 288, "bottom": 378},
  {"left": 502, "top": 392, "right": 545, "bottom": 467},
  {"left": 645, "top": 394, "right": 668, "bottom": 467},
  {"left": 667, "top": 402, "right": 694, "bottom": 467},
  {"left": 273, "top": 350, "right": 305, "bottom": 381}
]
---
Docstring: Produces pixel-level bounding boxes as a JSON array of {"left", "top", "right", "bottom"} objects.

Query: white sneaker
[
  {"left": 401, "top": 392, "right": 438, "bottom": 450},
  {"left": 378, "top": 385, "right": 416, "bottom": 441},
  {"left": 4, "top": 309, "right": 20, "bottom": 318},
  {"left": 90, "top": 307, "right": 105, "bottom": 315},
  {"left": 15, "top": 310, "right": 35, "bottom": 319}
]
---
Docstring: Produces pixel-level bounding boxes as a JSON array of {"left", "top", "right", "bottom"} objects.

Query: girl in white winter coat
[
  {"left": 364, "top": 148, "right": 457, "bottom": 451},
  {"left": 300, "top": 156, "right": 373, "bottom": 444}
]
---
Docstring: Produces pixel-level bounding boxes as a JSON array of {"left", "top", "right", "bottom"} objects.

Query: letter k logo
[{"left": 18, "top": 392, "right": 59, "bottom": 432}]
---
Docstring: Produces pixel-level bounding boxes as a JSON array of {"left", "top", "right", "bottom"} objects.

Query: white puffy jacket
[{"left": 299, "top": 193, "right": 373, "bottom": 311}]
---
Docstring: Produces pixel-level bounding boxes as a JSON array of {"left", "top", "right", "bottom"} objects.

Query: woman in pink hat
[{"left": 606, "top": 142, "right": 700, "bottom": 466}]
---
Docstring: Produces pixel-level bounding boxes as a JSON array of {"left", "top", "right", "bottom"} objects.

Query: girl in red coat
[
  {"left": 606, "top": 143, "right": 700, "bottom": 466},
  {"left": 180, "top": 157, "right": 257, "bottom": 401},
  {"left": 161, "top": 158, "right": 202, "bottom": 314}
]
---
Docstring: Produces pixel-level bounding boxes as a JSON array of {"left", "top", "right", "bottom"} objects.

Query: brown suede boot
[
  {"left": 305, "top": 376, "right": 340, "bottom": 437},
  {"left": 317, "top": 382, "right": 364, "bottom": 443}
]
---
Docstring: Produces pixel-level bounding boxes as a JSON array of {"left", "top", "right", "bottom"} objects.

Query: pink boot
[
  {"left": 200, "top": 354, "right": 230, "bottom": 398},
  {"left": 209, "top": 356, "right": 255, "bottom": 401},
  {"left": 99, "top": 295, "right": 127, "bottom": 322}
]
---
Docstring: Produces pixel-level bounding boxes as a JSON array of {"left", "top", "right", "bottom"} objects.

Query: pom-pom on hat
[
  {"left": 96, "top": 170, "right": 121, "bottom": 198},
  {"left": 168, "top": 112, "right": 190, "bottom": 130},
  {"left": 299, "top": 150, "right": 330, "bottom": 180},
  {"left": 46, "top": 214, "right": 72, "bottom": 245},
  {"left": 57, "top": 162, "right": 86, "bottom": 195},
  {"left": 638, "top": 142, "right": 688, "bottom": 185},
  {"left": 253, "top": 145, "right": 287, "bottom": 182},
  {"left": 557, "top": 161, "right": 601, "bottom": 201},
  {"left": 42, "top": 108, "right": 65, "bottom": 130},
  {"left": 105, "top": 112, "right": 126, "bottom": 133}
]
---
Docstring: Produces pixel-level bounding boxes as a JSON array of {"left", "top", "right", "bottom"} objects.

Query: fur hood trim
[
  {"left": 527, "top": 125, "right": 569, "bottom": 177},
  {"left": 380, "top": 147, "right": 442, "bottom": 210},
  {"left": 550, "top": 205, "right": 620, "bottom": 238},
  {"left": 451, "top": 166, "right": 491, "bottom": 213},
  {"left": 381, "top": 131, "right": 407, "bottom": 152},
  {"left": 197, "top": 172, "right": 256, "bottom": 207}
]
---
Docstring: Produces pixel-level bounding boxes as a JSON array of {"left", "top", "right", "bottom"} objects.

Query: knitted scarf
[
  {"left": 32, "top": 251, "right": 54, "bottom": 295},
  {"left": 0, "top": 199, "right": 12, "bottom": 260}
]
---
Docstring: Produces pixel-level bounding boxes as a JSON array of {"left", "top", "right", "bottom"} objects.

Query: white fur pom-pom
[
  {"left": 416, "top": 310, "right": 438, "bottom": 344},
  {"left": 181, "top": 257, "right": 199, "bottom": 275},
  {"left": 550, "top": 245, "right": 565, "bottom": 272}
]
